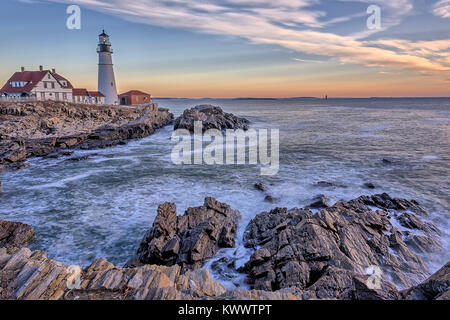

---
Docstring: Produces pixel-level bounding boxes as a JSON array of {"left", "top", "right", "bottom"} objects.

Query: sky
[{"left": 0, "top": 0, "right": 449, "bottom": 98}]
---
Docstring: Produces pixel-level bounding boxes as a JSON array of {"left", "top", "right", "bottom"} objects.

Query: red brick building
[{"left": 119, "top": 90, "right": 151, "bottom": 105}]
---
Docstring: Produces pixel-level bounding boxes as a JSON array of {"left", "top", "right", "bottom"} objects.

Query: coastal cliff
[{"left": 0, "top": 101, "right": 173, "bottom": 170}]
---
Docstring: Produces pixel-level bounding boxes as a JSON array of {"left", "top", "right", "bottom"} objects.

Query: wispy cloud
[
  {"left": 433, "top": 0, "right": 450, "bottom": 18},
  {"left": 292, "top": 57, "right": 323, "bottom": 63},
  {"left": 44, "top": 0, "right": 449, "bottom": 74}
]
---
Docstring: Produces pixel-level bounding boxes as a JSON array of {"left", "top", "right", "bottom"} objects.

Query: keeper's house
[
  {"left": 1, "top": 66, "right": 105, "bottom": 105},
  {"left": 0, "top": 66, "right": 73, "bottom": 101}
]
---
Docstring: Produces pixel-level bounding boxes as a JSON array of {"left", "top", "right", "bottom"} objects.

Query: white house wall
[{"left": 31, "top": 72, "right": 73, "bottom": 101}]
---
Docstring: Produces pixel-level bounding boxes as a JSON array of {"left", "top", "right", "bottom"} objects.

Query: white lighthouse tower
[{"left": 97, "top": 30, "right": 119, "bottom": 105}]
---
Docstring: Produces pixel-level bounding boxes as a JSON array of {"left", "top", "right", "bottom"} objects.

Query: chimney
[
  {"left": 52, "top": 68, "right": 56, "bottom": 73},
  {"left": 21, "top": 67, "right": 25, "bottom": 72},
  {"left": 39, "top": 65, "right": 43, "bottom": 71}
]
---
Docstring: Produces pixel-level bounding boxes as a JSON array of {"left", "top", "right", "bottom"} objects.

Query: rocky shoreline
[
  {"left": 0, "top": 101, "right": 174, "bottom": 171},
  {"left": 0, "top": 195, "right": 448, "bottom": 300},
  {"left": 0, "top": 103, "right": 448, "bottom": 300}
]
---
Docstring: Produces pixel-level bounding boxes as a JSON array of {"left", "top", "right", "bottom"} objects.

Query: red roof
[
  {"left": 0, "top": 70, "right": 74, "bottom": 93},
  {"left": 119, "top": 90, "right": 151, "bottom": 96},
  {"left": 88, "top": 91, "right": 105, "bottom": 97},
  {"left": 53, "top": 73, "right": 73, "bottom": 89},
  {"left": 72, "top": 88, "right": 89, "bottom": 96}
]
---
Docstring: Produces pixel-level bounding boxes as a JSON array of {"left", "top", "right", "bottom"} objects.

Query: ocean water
[{"left": 0, "top": 98, "right": 449, "bottom": 288}]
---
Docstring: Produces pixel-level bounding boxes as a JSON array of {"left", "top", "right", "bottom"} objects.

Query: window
[
  {"left": 41, "top": 92, "right": 45, "bottom": 99},
  {"left": 63, "top": 93, "right": 67, "bottom": 100},
  {"left": 55, "top": 93, "right": 59, "bottom": 100},
  {"left": 44, "top": 82, "right": 48, "bottom": 89},
  {"left": 51, "top": 82, "right": 55, "bottom": 89},
  {"left": 48, "top": 74, "right": 51, "bottom": 79}
]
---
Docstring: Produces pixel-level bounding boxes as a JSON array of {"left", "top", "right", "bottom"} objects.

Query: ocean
[{"left": 0, "top": 98, "right": 449, "bottom": 288}]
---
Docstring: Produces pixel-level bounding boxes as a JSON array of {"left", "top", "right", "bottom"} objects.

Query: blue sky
[{"left": 1, "top": 0, "right": 449, "bottom": 97}]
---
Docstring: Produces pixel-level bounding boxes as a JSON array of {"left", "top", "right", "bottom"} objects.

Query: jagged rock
[
  {"left": 0, "top": 140, "right": 26, "bottom": 164},
  {"left": 0, "top": 101, "right": 173, "bottom": 167},
  {"left": 254, "top": 182, "right": 268, "bottom": 192},
  {"left": 357, "top": 193, "right": 428, "bottom": 216},
  {"left": 363, "top": 183, "right": 376, "bottom": 189},
  {"left": 0, "top": 247, "right": 310, "bottom": 300},
  {"left": 133, "top": 198, "right": 241, "bottom": 272},
  {"left": 174, "top": 105, "right": 249, "bottom": 133},
  {"left": 0, "top": 248, "right": 303, "bottom": 301},
  {"left": 0, "top": 248, "right": 227, "bottom": 300},
  {"left": 401, "top": 262, "right": 450, "bottom": 300},
  {"left": 297, "top": 267, "right": 401, "bottom": 300},
  {"left": 242, "top": 194, "right": 439, "bottom": 295},
  {"left": 0, "top": 220, "right": 35, "bottom": 249},
  {"left": 307, "top": 195, "right": 330, "bottom": 209},
  {"left": 316, "top": 181, "right": 347, "bottom": 188},
  {"left": 264, "top": 195, "right": 280, "bottom": 204}
]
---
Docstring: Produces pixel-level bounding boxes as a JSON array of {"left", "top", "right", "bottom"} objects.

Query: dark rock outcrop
[
  {"left": 264, "top": 195, "right": 280, "bottom": 204},
  {"left": 0, "top": 141, "right": 26, "bottom": 165},
  {"left": 316, "top": 181, "right": 347, "bottom": 188},
  {"left": 254, "top": 183, "right": 268, "bottom": 192},
  {"left": 242, "top": 194, "right": 440, "bottom": 297},
  {"left": 363, "top": 182, "right": 376, "bottom": 189},
  {"left": 174, "top": 105, "right": 249, "bottom": 133},
  {"left": 133, "top": 197, "right": 241, "bottom": 272},
  {"left": 307, "top": 194, "right": 330, "bottom": 209},
  {"left": 297, "top": 266, "right": 401, "bottom": 300},
  {"left": 402, "top": 262, "right": 450, "bottom": 300},
  {"left": 0, "top": 101, "right": 173, "bottom": 167},
  {"left": 0, "top": 220, "right": 35, "bottom": 249}
]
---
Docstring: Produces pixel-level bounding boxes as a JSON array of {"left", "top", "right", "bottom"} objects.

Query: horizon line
[{"left": 152, "top": 96, "right": 450, "bottom": 100}]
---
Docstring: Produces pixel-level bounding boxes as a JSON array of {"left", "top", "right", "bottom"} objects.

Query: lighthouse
[{"left": 97, "top": 30, "right": 119, "bottom": 105}]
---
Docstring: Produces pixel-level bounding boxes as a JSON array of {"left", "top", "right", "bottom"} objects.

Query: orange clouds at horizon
[{"left": 68, "top": 73, "right": 450, "bottom": 98}]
